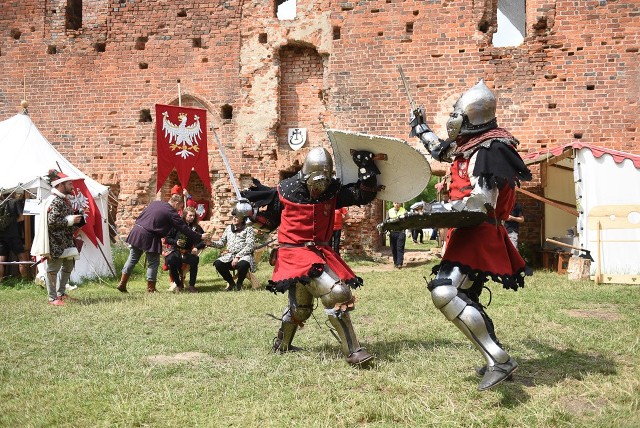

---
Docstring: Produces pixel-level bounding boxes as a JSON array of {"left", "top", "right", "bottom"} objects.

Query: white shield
[
  {"left": 288, "top": 128, "right": 307, "bottom": 150},
  {"left": 327, "top": 129, "right": 431, "bottom": 203}
]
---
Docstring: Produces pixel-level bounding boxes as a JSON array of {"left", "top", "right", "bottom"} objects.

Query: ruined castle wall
[{"left": 1, "top": 0, "right": 637, "bottom": 255}]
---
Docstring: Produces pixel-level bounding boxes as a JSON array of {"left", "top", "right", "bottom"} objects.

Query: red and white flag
[
  {"left": 69, "top": 179, "right": 103, "bottom": 247},
  {"left": 155, "top": 104, "right": 211, "bottom": 194}
]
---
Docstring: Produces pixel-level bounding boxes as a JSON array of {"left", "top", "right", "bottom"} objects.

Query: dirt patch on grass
[
  {"left": 351, "top": 247, "right": 439, "bottom": 273},
  {"left": 560, "top": 396, "right": 607, "bottom": 416},
  {"left": 144, "top": 352, "right": 212, "bottom": 365},
  {"left": 566, "top": 306, "right": 622, "bottom": 321}
]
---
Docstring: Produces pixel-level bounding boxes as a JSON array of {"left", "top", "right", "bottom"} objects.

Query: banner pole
[
  {"left": 95, "top": 238, "right": 116, "bottom": 277},
  {"left": 177, "top": 79, "right": 181, "bottom": 106}
]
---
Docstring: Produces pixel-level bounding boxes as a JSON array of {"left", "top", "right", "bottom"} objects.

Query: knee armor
[
  {"left": 428, "top": 278, "right": 467, "bottom": 321},
  {"left": 428, "top": 274, "right": 509, "bottom": 365}
]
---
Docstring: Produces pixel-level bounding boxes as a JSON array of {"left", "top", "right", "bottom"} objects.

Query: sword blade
[
  {"left": 397, "top": 65, "right": 417, "bottom": 111},
  {"left": 211, "top": 126, "right": 243, "bottom": 201}
]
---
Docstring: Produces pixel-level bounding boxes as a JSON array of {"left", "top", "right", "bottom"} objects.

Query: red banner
[
  {"left": 69, "top": 179, "right": 103, "bottom": 247},
  {"left": 155, "top": 104, "right": 211, "bottom": 194}
]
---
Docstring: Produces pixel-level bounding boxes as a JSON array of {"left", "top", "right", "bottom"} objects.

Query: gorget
[{"left": 454, "top": 128, "right": 519, "bottom": 159}]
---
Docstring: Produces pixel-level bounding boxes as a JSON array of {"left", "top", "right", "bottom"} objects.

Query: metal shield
[{"left": 327, "top": 129, "right": 431, "bottom": 203}]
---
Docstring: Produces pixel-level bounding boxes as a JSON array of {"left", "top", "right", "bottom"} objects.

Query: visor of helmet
[
  {"left": 446, "top": 110, "right": 464, "bottom": 140},
  {"left": 306, "top": 171, "right": 331, "bottom": 198}
]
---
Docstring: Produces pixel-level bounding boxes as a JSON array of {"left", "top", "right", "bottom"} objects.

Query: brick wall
[{"left": 1, "top": 0, "right": 638, "bottom": 255}]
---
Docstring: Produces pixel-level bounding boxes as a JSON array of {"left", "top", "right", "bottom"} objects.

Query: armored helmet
[
  {"left": 446, "top": 80, "right": 497, "bottom": 139},
  {"left": 231, "top": 200, "right": 253, "bottom": 221},
  {"left": 300, "top": 147, "right": 334, "bottom": 198}
]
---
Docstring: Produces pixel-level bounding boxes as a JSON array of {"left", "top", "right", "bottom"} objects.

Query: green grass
[{"left": 0, "top": 254, "right": 638, "bottom": 427}]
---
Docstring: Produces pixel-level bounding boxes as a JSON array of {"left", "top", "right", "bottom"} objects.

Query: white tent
[
  {"left": 0, "top": 111, "right": 115, "bottom": 282},
  {"left": 523, "top": 143, "right": 640, "bottom": 284}
]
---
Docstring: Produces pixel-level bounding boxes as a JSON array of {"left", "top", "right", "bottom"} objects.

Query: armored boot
[
  {"left": 429, "top": 275, "right": 517, "bottom": 391},
  {"left": 117, "top": 273, "right": 130, "bottom": 293},
  {"left": 475, "top": 365, "right": 513, "bottom": 382},
  {"left": 450, "top": 306, "right": 518, "bottom": 391},
  {"left": 146, "top": 280, "right": 157, "bottom": 293},
  {"left": 327, "top": 313, "right": 374, "bottom": 367},
  {"left": 272, "top": 321, "right": 302, "bottom": 353}
]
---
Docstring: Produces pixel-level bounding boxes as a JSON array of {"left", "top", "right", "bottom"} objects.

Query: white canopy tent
[
  {"left": 0, "top": 111, "right": 115, "bottom": 282},
  {"left": 523, "top": 143, "right": 640, "bottom": 284}
]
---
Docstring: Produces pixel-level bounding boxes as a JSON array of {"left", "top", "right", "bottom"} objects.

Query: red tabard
[
  {"left": 273, "top": 190, "right": 356, "bottom": 283},
  {"left": 443, "top": 157, "right": 525, "bottom": 278}
]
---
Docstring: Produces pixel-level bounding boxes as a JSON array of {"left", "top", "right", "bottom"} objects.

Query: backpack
[{"left": 0, "top": 200, "right": 14, "bottom": 232}]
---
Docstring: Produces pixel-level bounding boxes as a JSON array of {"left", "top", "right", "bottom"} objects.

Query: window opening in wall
[
  {"left": 10, "top": 29, "right": 22, "bottom": 40},
  {"left": 333, "top": 26, "right": 341, "bottom": 40},
  {"left": 221, "top": 105, "right": 233, "bottom": 120},
  {"left": 259, "top": 33, "right": 268, "bottom": 44},
  {"left": 492, "top": 0, "right": 525, "bottom": 47},
  {"left": 47, "top": 45, "right": 57, "bottom": 54},
  {"left": 94, "top": 42, "right": 106, "bottom": 53},
  {"left": 276, "top": 0, "right": 296, "bottom": 20},
  {"left": 139, "top": 109, "right": 152, "bottom": 123},
  {"left": 65, "top": 0, "right": 82, "bottom": 30},
  {"left": 135, "top": 36, "right": 148, "bottom": 50}
]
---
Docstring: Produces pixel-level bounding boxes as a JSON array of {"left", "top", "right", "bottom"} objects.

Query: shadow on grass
[
  {"left": 304, "top": 337, "right": 618, "bottom": 408},
  {"left": 78, "top": 293, "right": 146, "bottom": 305},
  {"left": 519, "top": 339, "right": 617, "bottom": 385},
  {"left": 307, "top": 338, "right": 456, "bottom": 364},
  {"left": 460, "top": 339, "right": 619, "bottom": 407}
]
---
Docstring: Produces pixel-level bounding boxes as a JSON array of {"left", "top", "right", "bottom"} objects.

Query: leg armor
[
  {"left": 308, "top": 267, "right": 374, "bottom": 366},
  {"left": 429, "top": 266, "right": 517, "bottom": 390},
  {"left": 273, "top": 283, "right": 314, "bottom": 353}
]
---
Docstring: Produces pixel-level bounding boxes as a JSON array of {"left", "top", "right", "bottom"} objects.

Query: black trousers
[
  {"left": 166, "top": 251, "right": 200, "bottom": 288},
  {"left": 389, "top": 231, "right": 406, "bottom": 266},
  {"left": 214, "top": 259, "right": 250, "bottom": 290},
  {"left": 330, "top": 229, "right": 342, "bottom": 254}
]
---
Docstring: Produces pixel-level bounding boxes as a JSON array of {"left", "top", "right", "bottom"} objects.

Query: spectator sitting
[
  {"left": 210, "top": 203, "right": 256, "bottom": 291},
  {"left": 164, "top": 207, "right": 206, "bottom": 293},
  {"left": 117, "top": 194, "right": 208, "bottom": 293}
]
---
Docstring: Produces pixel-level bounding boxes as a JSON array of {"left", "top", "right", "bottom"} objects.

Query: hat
[
  {"left": 47, "top": 169, "right": 77, "bottom": 187},
  {"left": 171, "top": 185, "right": 183, "bottom": 195}
]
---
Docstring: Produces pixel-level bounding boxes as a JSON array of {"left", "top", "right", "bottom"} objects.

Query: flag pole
[
  {"left": 94, "top": 236, "right": 116, "bottom": 277},
  {"left": 177, "top": 79, "right": 182, "bottom": 107}
]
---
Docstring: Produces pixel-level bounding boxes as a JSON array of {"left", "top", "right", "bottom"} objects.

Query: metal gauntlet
[{"left": 352, "top": 150, "right": 381, "bottom": 180}]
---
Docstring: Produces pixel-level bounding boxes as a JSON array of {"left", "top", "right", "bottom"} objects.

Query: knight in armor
[
  {"left": 410, "top": 80, "right": 533, "bottom": 390},
  {"left": 241, "top": 147, "right": 380, "bottom": 367}
]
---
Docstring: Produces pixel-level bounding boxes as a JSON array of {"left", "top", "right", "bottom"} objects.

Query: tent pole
[{"left": 95, "top": 240, "right": 116, "bottom": 277}]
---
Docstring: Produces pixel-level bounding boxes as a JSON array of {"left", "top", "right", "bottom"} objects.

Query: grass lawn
[{"left": 0, "top": 246, "right": 638, "bottom": 427}]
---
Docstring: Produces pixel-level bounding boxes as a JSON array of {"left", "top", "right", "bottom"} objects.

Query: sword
[
  {"left": 398, "top": 65, "right": 427, "bottom": 131},
  {"left": 397, "top": 65, "right": 417, "bottom": 112},
  {"left": 211, "top": 125, "right": 243, "bottom": 201},
  {"left": 254, "top": 237, "right": 277, "bottom": 250}
]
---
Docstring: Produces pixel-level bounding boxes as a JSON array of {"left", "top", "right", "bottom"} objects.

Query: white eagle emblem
[
  {"left": 69, "top": 189, "right": 90, "bottom": 220},
  {"left": 195, "top": 203, "right": 206, "bottom": 218},
  {"left": 162, "top": 111, "right": 203, "bottom": 159}
]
